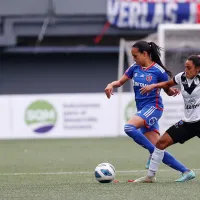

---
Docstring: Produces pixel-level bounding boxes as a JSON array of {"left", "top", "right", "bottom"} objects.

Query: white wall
[{"left": 0, "top": 92, "right": 184, "bottom": 139}]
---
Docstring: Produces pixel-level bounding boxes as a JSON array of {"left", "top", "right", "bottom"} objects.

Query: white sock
[{"left": 148, "top": 148, "right": 165, "bottom": 177}]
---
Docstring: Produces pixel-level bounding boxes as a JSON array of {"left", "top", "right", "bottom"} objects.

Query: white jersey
[{"left": 174, "top": 72, "right": 200, "bottom": 122}]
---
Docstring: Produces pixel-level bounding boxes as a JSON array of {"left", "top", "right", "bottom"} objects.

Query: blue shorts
[{"left": 136, "top": 105, "right": 163, "bottom": 134}]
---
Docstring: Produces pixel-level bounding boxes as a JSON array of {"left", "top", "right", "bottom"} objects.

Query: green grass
[{"left": 0, "top": 137, "right": 199, "bottom": 200}]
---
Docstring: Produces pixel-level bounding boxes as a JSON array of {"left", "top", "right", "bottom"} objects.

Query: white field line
[{"left": 1, "top": 169, "right": 200, "bottom": 176}]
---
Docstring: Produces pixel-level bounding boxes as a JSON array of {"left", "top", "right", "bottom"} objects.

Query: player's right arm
[
  {"left": 104, "top": 74, "right": 129, "bottom": 99},
  {"left": 105, "top": 65, "right": 135, "bottom": 99}
]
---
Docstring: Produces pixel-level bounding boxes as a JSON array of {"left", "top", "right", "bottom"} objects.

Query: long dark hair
[{"left": 132, "top": 41, "right": 172, "bottom": 77}]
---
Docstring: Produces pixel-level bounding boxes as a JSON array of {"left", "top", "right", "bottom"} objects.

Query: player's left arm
[
  {"left": 158, "top": 71, "right": 179, "bottom": 96},
  {"left": 140, "top": 78, "right": 176, "bottom": 95},
  {"left": 163, "top": 80, "right": 180, "bottom": 96}
]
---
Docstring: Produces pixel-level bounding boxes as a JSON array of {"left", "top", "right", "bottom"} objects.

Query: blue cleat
[
  {"left": 145, "top": 155, "right": 152, "bottom": 169},
  {"left": 175, "top": 170, "right": 195, "bottom": 182}
]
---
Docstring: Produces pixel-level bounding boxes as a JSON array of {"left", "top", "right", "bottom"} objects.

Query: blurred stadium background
[{"left": 0, "top": 0, "right": 200, "bottom": 199}]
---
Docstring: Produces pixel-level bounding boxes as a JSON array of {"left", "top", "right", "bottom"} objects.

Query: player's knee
[
  {"left": 124, "top": 124, "right": 137, "bottom": 137},
  {"left": 155, "top": 138, "right": 168, "bottom": 150}
]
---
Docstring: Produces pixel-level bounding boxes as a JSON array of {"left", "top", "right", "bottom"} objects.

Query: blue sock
[
  {"left": 124, "top": 124, "right": 188, "bottom": 173},
  {"left": 163, "top": 151, "right": 188, "bottom": 173},
  {"left": 124, "top": 124, "right": 154, "bottom": 152}
]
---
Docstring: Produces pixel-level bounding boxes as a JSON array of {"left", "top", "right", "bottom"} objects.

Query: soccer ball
[{"left": 94, "top": 163, "right": 116, "bottom": 183}]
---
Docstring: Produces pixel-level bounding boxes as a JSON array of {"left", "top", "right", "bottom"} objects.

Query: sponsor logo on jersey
[
  {"left": 185, "top": 98, "right": 200, "bottom": 109},
  {"left": 133, "top": 81, "right": 147, "bottom": 87},
  {"left": 185, "top": 103, "right": 200, "bottom": 110}
]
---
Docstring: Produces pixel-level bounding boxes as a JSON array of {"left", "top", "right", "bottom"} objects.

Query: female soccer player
[
  {"left": 105, "top": 41, "right": 193, "bottom": 180},
  {"left": 134, "top": 55, "right": 200, "bottom": 183}
]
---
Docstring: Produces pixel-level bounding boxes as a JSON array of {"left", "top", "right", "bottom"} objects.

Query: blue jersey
[{"left": 125, "top": 62, "right": 168, "bottom": 111}]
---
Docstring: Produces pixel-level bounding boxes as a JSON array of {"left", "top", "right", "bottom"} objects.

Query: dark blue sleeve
[
  {"left": 125, "top": 66, "right": 135, "bottom": 79},
  {"left": 157, "top": 71, "right": 168, "bottom": 83}
]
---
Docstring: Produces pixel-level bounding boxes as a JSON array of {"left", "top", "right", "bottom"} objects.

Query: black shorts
[{"left": 166, "top": 120, "right": 200, "bottom": 144}]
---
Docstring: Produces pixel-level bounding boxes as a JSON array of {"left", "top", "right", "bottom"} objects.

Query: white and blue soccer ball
[{"left": 94, "top": 163, "right": 116, "bottom": 183}]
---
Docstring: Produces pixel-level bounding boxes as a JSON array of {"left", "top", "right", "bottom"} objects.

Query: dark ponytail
[
  {"left": 132, "top": 41, "right": 172, "bottom": 78},
  {"left": 148, "top": 42, "right": 172, "bottom": 78}
]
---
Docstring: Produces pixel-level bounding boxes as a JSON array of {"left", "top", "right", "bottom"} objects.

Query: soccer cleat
[
  {"left": 132, "top": 175, "right": 156, "bottom": 183},
  {"left": 145, "top": 154, "right": 152, "bottom": 169},
  {"left": 175, "top": 170, "right": 195, "bottom": 182}
]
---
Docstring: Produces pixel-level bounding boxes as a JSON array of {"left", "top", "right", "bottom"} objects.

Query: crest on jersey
[
  {"left": 146, "top": 75, "right": 152, "bottom": 82},
  {"left": 148, "top": 117, "right": 157, "bottom": 126}
]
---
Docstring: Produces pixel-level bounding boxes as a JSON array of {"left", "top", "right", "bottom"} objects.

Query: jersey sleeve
[
  {"left": 157, "top": 71, "right": 168, "bottom": 83},
  {"left": 173, "top": 72, "right": 183, "bottom": 85},
  {"left": 124, "top": 64, "right": 135, "bottom": 79}
]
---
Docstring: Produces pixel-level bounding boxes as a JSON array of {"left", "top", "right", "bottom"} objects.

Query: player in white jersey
[{"left": 133, "top": 54, "right": 200, "bottom": 183}]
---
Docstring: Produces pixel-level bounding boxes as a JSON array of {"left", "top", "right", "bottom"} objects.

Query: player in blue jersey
[{"left": 105, "top": 41, "right": 193, "bottom": 181}]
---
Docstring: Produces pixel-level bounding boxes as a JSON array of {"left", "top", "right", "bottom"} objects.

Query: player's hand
[
  {"left": 140, "top": 84, "right": 155, "bottom": 95},
  {"left": 170, "top": 88, "right": 180, "bottom": 96},
  {"left": 104, "top": 84, "right": 113, "bottom": 99}
]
